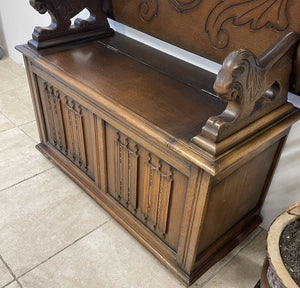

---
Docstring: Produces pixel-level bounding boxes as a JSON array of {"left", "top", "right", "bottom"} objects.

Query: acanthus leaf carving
[{"left": 206, "top": 0, "right": 289, "bottom": 49}]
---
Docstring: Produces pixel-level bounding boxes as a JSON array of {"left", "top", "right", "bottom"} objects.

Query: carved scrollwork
[
  {"left": 139, "top": 0, "right": 159, "bottom": 22},
  {"left": 206, "top": 0, "right": 289, "bottom": 49},
  {"left": 28, "top": 0, "right": 114, "bottom": 49},
  {"left": 139, "top": 0, "right": 201, "bottom": 22},
  {"left": 168, "top": 0, "right": 202, "bottom": 13}
]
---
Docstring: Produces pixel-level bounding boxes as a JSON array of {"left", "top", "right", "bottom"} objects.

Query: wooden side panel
[
  {"left": 106, "top": 123, "right": 188, "bottom": 250},
  {"left": 36, "top": 76, "right": 95, "bottom": 180},
  {"left": 196, "top": 140, "right": 281, "bottom": 259}
]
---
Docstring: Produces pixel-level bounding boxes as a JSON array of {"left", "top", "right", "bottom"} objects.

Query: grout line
[
  {"left": 194, "top": 228, "right": 263, "bottom": 288},
  {"left": 0, "top": 111, "right": 16, "bottom": 133},
  {"left": 0, "top": 254, "right": 23, "bottom": 288},
  {"left": 16, "top": 218, "right": 111, "bottom": 281},
  {"left": 18, "top": 120, "right": 36, "bottom": 127},
  {"left": 2, "top": 280, "right": 14, "bottom": 288},
  {"left": 17, "top": 122, "right": 38, "bottom": 143},
  {"left": 0, "top": 167, "right": 54, "bottom": 193}
]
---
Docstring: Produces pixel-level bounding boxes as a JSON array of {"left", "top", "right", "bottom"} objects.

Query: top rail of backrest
[{"left": 110, "top": 0, "right": 300, "bottom": 94}]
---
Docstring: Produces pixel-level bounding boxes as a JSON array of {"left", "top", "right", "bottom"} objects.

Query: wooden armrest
[
  {"left": 192, "top": 32, "right": 300, "bottom": 153},
  {"left": 28, "top": 0, "right": 114, "bottom": 49}
]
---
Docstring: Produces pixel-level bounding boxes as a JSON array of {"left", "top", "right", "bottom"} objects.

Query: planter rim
[{"left": 267, "top": 203, "right": 300, "bottom": 288}]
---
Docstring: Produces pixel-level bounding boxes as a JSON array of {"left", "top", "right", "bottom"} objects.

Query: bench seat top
[{"left": 26, "top": 33, "right": 226, "bottom": 142}]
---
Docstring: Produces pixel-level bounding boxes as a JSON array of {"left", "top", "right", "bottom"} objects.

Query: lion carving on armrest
[
  {"left": 213, "top": 49, "right": 266, "bottom": 118},
  {"left": 29, "top": 0, "right": 108, "bottom": 31}
]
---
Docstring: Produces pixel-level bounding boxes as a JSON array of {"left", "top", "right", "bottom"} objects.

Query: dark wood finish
[
  {"left": 28, "top": 0, "right": 114, "bottom": 49},
  {"left": 193, "top": 32, "right": 299, "bottom": 146},
  {"left": 111, "top": 0, "right": 300, "bottom": 94},
  {"left": 16, "top": 1, "right": 300, "bottom": 286}
]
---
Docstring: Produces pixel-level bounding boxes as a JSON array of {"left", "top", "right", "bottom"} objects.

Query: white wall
[{"left": 0, "top": 4, "right": 299, "bottom": 229}]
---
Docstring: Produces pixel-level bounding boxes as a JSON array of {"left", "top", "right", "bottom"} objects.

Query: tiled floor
[{"left": 0, "top": 57, "right": 266, "bottom": 288}]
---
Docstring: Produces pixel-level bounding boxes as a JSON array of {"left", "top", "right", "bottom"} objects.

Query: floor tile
[
  {"left": 0, "top": 258, "right": 14, "bottom": 287},
  {"left": 0, "top": 59, "right": 28, "bottom": 93},
  {"left": 0, "top": 127, "right": 52, "bottom": 191},
  {"left": 193, "top": 227, "right": 262, "bottom": 287},
  {"left": 0, "top": 85, "right": 35, "bottom": 126},
  {"left": 201, "top": 230, "right": 267, "bottom": 288},
  {"left": 0, "top": 112, "right": 14, "bottom": 133},
  {"left": 19, "top": 121, "right": 39, "bottom": 143},
  {"left": 3, "top": 281, "right": 21, "bottom": 288},
  {"left": 19, "top": 220, "right": 185, "bottom": 288},
  {"left": 0, "top": 167, "right": 110, "bottom": 277}
]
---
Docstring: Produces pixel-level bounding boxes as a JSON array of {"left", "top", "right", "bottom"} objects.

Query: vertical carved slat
[
  {"left": 63, "top": 97, "right": 74, "bottom": 160},
  {"left": 143, "top": 153, "right": 151, "bottom": 221},
  {"left": 51, "top": 89, "right": 66, "bottom": 152},
  {"left": 114, "top": 132, "right": 121, "bottom": 201},
  {"left": 148, "top": 159, "right": 161, "bottom": 230},
  {"left": 43, "top": 82, "right": 67, "bottom": 153},
  {"left": 44, "top": 83, "right": 57, "bottom": 145},
  {"left": 69, "top": 101, "right": 78, "bottom": 163},
  {"left": 157, "top": 166, "right": 173, "bottom": 236},
  {"left": 63, "top": 96, "right": 88, "bottom": 173},
  {"left": 74, "top": 104, "right": 87, "bottom": 171},
  {"left": 128, "top": 145, "right": 138, "bottom": 213},
  {"left": 122, "top": 138, "right": 129, "bottom": 207},
  {"left": 113, "top": 133, "right": 139, "bottom": 212},
  {"left": 142, "top": 154, "right": 173, "bottom": 237}
]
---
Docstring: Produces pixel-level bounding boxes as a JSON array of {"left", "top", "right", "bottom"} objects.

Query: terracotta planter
[{"left": 259, "top": 203, "right": 300, "bottom": 288}]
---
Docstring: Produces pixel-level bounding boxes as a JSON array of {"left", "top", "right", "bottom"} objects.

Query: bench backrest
[{"left": 111, "top": 0, "right": 300, "bottom": 94}]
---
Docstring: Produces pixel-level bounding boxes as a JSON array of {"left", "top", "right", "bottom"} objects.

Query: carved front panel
[
  {"left": 106, "top": 124, "right": 188, "bottom": 250},
  {"left": 42, "top": 81, "right": 67, "bottom": 153},
  {"left": 142, "top": 153, "right": 173, "bottom": 237},
  {"left": 113, "top": 132, "right": 138, "bottom": 213},
  {"left": 63, "top": 96, "right": 87, "bottom": 172},
  {"left": 37, "top": 76, "right": 95, "bottom": 179}
]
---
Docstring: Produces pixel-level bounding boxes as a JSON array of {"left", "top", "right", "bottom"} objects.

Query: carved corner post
[
  {"left": 192, "top": 32, "right": 300, "bottom": 155},
  {"left": 28, "top": 0, "right": 114, "bottom": 49}
]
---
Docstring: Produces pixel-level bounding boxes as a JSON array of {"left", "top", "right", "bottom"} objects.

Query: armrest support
[
  {"left": 192, "top": 32, "right": 300, "bottom": 151},
  {"left": 28, "top": 0, "right": 114, "bottom": 49}
]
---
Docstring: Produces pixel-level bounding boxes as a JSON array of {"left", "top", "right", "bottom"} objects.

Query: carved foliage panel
[
  {"left": 112, "top": 0, "right": 297, "bottom": 63},
  {"left": 106, "top": 124, "right": 188, "bottom": 249},
  {"left": 37, "top": 76, "right": 94, "bottom": 178}
]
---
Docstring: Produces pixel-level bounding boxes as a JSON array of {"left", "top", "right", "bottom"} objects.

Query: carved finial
[{"left": 28, "top": 0, "right": 114, "bottom": 49}]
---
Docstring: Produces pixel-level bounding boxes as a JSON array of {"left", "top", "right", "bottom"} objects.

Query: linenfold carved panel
[
  {"left": 142, "top": 153, "right": 173, "bottom": 237},
  {"left": 38, "top": 78, "right": 88, "bottom": 173},
  {"left": 63, "top": 96, "right": 88, "bottom": 172},
  {"left": 106, "top": 125, "right": 182, "bottom": 242},
  {"left": 113, "top": 132, "right": 139, "bottom": 213},
  {"left": 43, "top": 82, "right": 66, "bottom": 153}
]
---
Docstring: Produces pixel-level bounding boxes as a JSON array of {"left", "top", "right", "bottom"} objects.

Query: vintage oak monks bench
[{"left": 16, "top": 0, "right": 300, "bottom": 286}]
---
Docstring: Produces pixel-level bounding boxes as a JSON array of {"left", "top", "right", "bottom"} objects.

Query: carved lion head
[
  {"left": 214, "top": 49, "right": 264, "bottom": 104},
  {"left": 29, "top": 0, "right": 48, "bottom": 14}
]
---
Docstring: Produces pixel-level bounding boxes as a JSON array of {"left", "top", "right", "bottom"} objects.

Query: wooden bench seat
[
  {"left": 38, "top": 34, "right": 226, "bottom": 141},
  {"left": 17, "top": 0, "right": 300, "bottom": 286}
]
